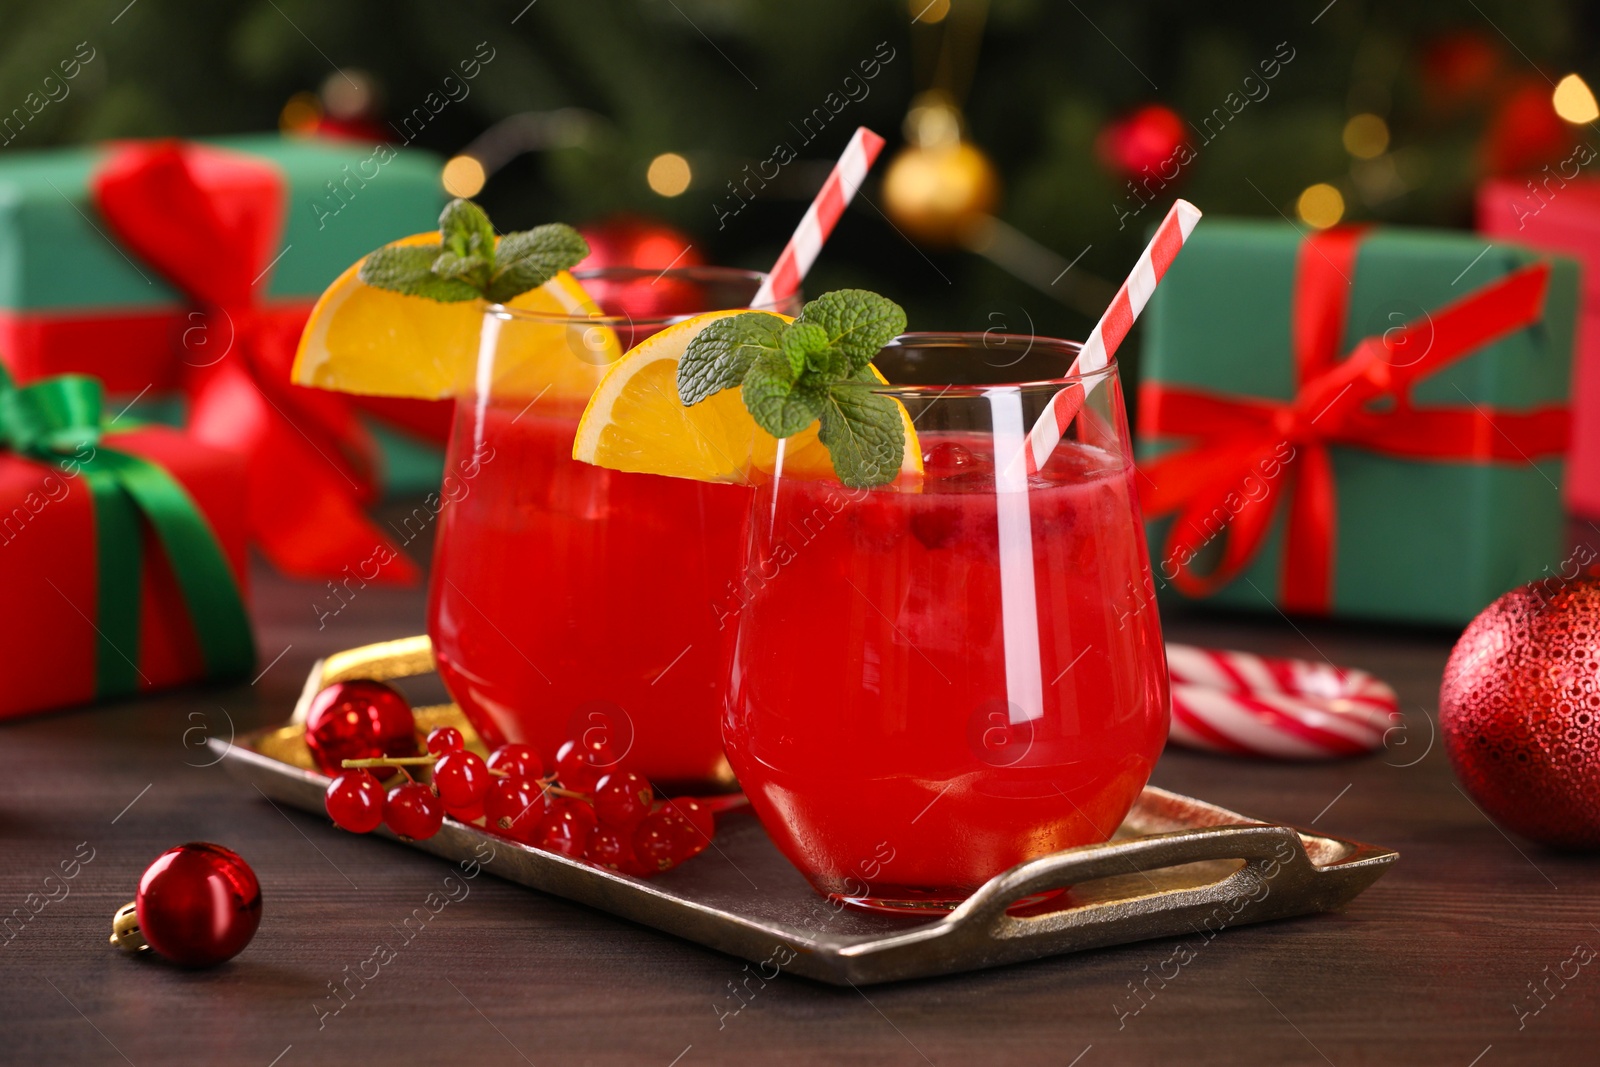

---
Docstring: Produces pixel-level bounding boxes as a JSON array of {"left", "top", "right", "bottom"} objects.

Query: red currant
[
  {"left": 555, "top": 737, "right": 615, "bottom": 792},
  {"left": 433, "top": 750, "right": 489, "bottom": 809},
  {"left": 304, "top": 680, "right": 417, "bottom": 776},
  {"left": 636, "top": 801, "right": 711, "bottom": 868},
  {"left": 487, "top": 743, "right": 544, "bottom": 781},
  {"left": 633, "top": 812, "right": 682, "bottom": 872},
  {"left": 534, "top": 801, "right": 598, "bottom": 859},
  {"left": 384, "top": 783, "right": 444, "bottom": 841},
  {"left": 485, "top": 777, "right": 545, "bottom": 842},
  {"left": 445, "top": 799, "right": 485, "bottom": 825},
  {"left": 426, "top": 726, "right": 465, "bottom": 755},
  {"left": 593, "top": 772, "right": 654, "bottom": 830},
  {"left": 663, "top": 797, "right": 716, "bottom": 849},
  {"left": 586, "top": 827, "right": 642, "bottom": 873},
  {"left": 325, "top": 770, "right": 385, "bottom": 833}
]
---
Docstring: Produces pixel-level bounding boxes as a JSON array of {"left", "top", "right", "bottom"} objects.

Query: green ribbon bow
[{"left": 0, "top": 366, "right": 254, "bottom": 698}]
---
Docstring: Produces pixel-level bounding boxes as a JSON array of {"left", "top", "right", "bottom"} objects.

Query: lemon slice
[
  {"left": 572, "top": 311, "right": 922, "bottom": 485},
  {"left": 291, "top": 232, "right": 621, "bottom": 401}
]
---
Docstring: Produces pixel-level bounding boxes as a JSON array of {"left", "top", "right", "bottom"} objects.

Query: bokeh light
[
  {"left": 441, "top": 155, "right": 487, "bottom": 198},
  {"left": 278, "top": 92, "right": 320, "bottom": 134},
  {"left": 1342, "top": 114, "right": 1390, "bottom": 159},
  {"left": 646, "top": 153, "right": 692, "bottom": 197},
  {"left": 1296, "top": 183, "right": 1346, "bottom": 229},
  {"left": 1553, "top": 73, "right": 1600, "bottom": 124}
]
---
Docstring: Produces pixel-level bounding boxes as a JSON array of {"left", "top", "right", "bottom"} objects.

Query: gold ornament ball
[{"left": 882, "top": 141, "right": 1000, "bottom": 246}]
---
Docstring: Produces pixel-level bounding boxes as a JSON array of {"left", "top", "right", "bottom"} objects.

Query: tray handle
[{"left": 953, "top": 824, "right": 1312, "bottom": 941}]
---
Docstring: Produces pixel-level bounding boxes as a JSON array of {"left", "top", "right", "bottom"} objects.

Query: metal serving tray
[{"left": 217, "top": 637, "right": 1398, "bottom": 986}]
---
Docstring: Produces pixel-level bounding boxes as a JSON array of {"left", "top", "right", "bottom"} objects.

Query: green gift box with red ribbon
[
  {"left": 1137, "top": 221, "right": 1579, "bottom": 626},
  {"left": 0, "top": 365, "right": 253, "bottom": 719},
  {"left": 0, "top": 135, "right": 445, "bottom": 585}
]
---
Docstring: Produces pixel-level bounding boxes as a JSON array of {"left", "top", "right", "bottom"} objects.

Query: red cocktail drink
[
  {"left": 722, "top": 335, "right": 1169, "bottom": 908},
  {"left": 429, "top": 268, "right": 797, "bottom": 790}
]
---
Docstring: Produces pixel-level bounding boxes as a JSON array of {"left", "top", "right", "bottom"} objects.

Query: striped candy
[
  {"left": 1022, "top": 199, "right": 1202, "bottom": 475},
  {"left": 750, "top": 126, "right": 886, "bottom": 310},
  {"left": 1165, "top": 643, "right": 1397, "bottom": 760}
]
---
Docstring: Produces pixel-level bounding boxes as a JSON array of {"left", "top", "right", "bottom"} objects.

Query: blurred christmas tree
[{"left": 1, "top": 0, "right": 1594, "bottom": 348}]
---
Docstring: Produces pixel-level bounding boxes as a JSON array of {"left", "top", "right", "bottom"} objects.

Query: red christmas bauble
[
  {"left": 576, "top": 215, "right": 704, "bottom": 322},
  {"left": 1096, "top": 105, "right": 1189, "bottom": 181},
  {"left": 136, "top": 843, "right": 262, "bottom": 966},
  {"left": 1440, "top": 577, "right": 1600, "bottom": 848},
  {"left": 303, "top": 679, "right": 417, "bottom": 777},
  {"left": 1482, "top": 77, "right": 1571, "bottom": 176},
  {"left": 578, "top": 215, "right": 700, "bottom": 273},
  {"left": 1420, "top": 30, "right": 1504, "bottom": 111}
]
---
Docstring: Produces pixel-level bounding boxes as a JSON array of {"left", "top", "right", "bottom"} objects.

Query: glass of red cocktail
[
  {"left": 429, "top": 267, "right": 799, "bottom": 792},
  {"left": 721, "top": 332, "right": 1169, "bottom": 910}
]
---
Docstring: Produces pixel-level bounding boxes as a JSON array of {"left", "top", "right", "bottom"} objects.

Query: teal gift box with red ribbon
[
  {"left": 0, "top": 135, "right": 445, "bottom": 586},
  {"left": 1137, "top": 221, "right": 1579, "bottom": 626},
  {"left": 0, "top": 366, "right": 253, "bottom": 719}
]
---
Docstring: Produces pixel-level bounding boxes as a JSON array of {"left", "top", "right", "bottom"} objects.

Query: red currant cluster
[{"left": 306, "top": 681, "right": 717, "bottom": 877}]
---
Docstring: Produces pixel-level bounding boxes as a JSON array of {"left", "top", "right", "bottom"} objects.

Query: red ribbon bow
[
  {"left": 92, "top": 141, "right": 418, "bottom": 585},
  {"left": 1138, "top": 226, "right": 1566, "bottom": 614}
]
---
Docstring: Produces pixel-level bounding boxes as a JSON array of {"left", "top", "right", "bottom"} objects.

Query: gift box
[
  {"left": 0, "top": 368, "right": 253, "bottom": 719},
  {"left": 1137, "top": 221, "right": 1578, "bottom": 626},
  {"left": 0, "top": 136, "right": 448, "bottom": 582},
  {"left": 1478, "top": 177, "right": 1600, "bottom": 514}
]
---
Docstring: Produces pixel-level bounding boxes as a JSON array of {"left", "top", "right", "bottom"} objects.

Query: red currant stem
[
  {"left": 341, "top": 756, "right": 434, "bottom": 768},
  {"left": 543, "top": 783, "right": 590, "bottom": 802}
]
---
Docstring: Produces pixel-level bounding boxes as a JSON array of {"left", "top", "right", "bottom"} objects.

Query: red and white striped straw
[
  {"left": 750, "top": 126, "right": 886, "bottom": 310},
  {"left": 1021, "top": 199, "right": 1202, "bottom": 474}
]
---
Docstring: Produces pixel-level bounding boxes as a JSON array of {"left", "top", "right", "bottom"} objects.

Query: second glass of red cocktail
[{"left": 429, "top": 268, "right": 798, "bottom": 791}]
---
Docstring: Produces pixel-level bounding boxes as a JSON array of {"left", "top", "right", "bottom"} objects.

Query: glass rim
[
  {"left": 867, "top": 332, "right": 1115, "bottom": 396},
  {"left": 485, "top": 265, "right": 797, "bottom": 326}
]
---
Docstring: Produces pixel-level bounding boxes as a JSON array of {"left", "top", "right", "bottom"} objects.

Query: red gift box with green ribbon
[
  {"left": 1137, "top": 221, "right": 1578, "bottom": 626},
  {"left": 0, "top": 135, "right": 446, "bottom": 584},
  {"left": 0, "top": 366, "right": 253, "bottom": 719}
]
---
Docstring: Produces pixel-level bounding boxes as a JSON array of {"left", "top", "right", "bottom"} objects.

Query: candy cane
[
  {"left": 1165, "top": 643, "right": 1397, "bottom": 760},
  {"left": 1021, "top": 199, "right": 1201, "bottom": 475},
  {"left": 750, "top": 126, "right": 885, "bottom": 310}
]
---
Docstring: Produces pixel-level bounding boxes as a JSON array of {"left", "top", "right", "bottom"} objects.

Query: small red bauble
[
  {"left": 303, "top": 680, "right": 417, "bottom": 776},
  {"left": 577, "top": 214, "right": 700, "bottom": 273},
  {"left": 1441, "top": 577, "right": 1600, "bottom": 848},
  {"left": 1482, "top": 76, "right": 1572, "bottom": 176},
  {"left": 576, "top": 215, "right": 703, "bottom": 324},
  {"left": 1096, "top": 104, "right": 1189, "bottom": 181},
  {"left": 113, "top": 843, "right": 261, "bottom": 967}
]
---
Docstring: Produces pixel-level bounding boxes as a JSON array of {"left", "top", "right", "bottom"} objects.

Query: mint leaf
[
  {"left": 677, "top": 312, "right": 785, "bottom": 404},
  {"left": 665, "top": 287, "right": 910, "bottom": 487},
  {"left": 818, "top": 369, "right": 905, "bottom": 488},
  {"left": 433, "top": 251, "right": 491, "bottom": 289},
  {"left": 486, "top": 223, "right": 590, "bottom": 304},
  {"left": 795, "top": 289, "right": 906, "bottom": 373},
  {"left": 359, "top": 243, "right": 482, "bottom": 302},
  {"left": 440, "top": 198, "right": 496, "bottom": 259},
  {"left": 357, "top": 200, "right": 588, "bottom": 305},
  {"left": 780, "top": 322, "right": 830, "bottom": 377},
  {"left": 742, "top": 352, "right": 827, "bottom": 437}
]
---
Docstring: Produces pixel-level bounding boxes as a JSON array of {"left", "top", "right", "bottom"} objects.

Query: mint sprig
[
  {"left": 358, "top": 198, "right": 589, "bottom": 304},
  {"left": 675, "top": 289, "right": 908, "bottom": 487}
]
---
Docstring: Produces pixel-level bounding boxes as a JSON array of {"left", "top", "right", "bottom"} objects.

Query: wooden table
[{"left": 4, "top": 507, "right": 1596, "bottom": 1067}]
